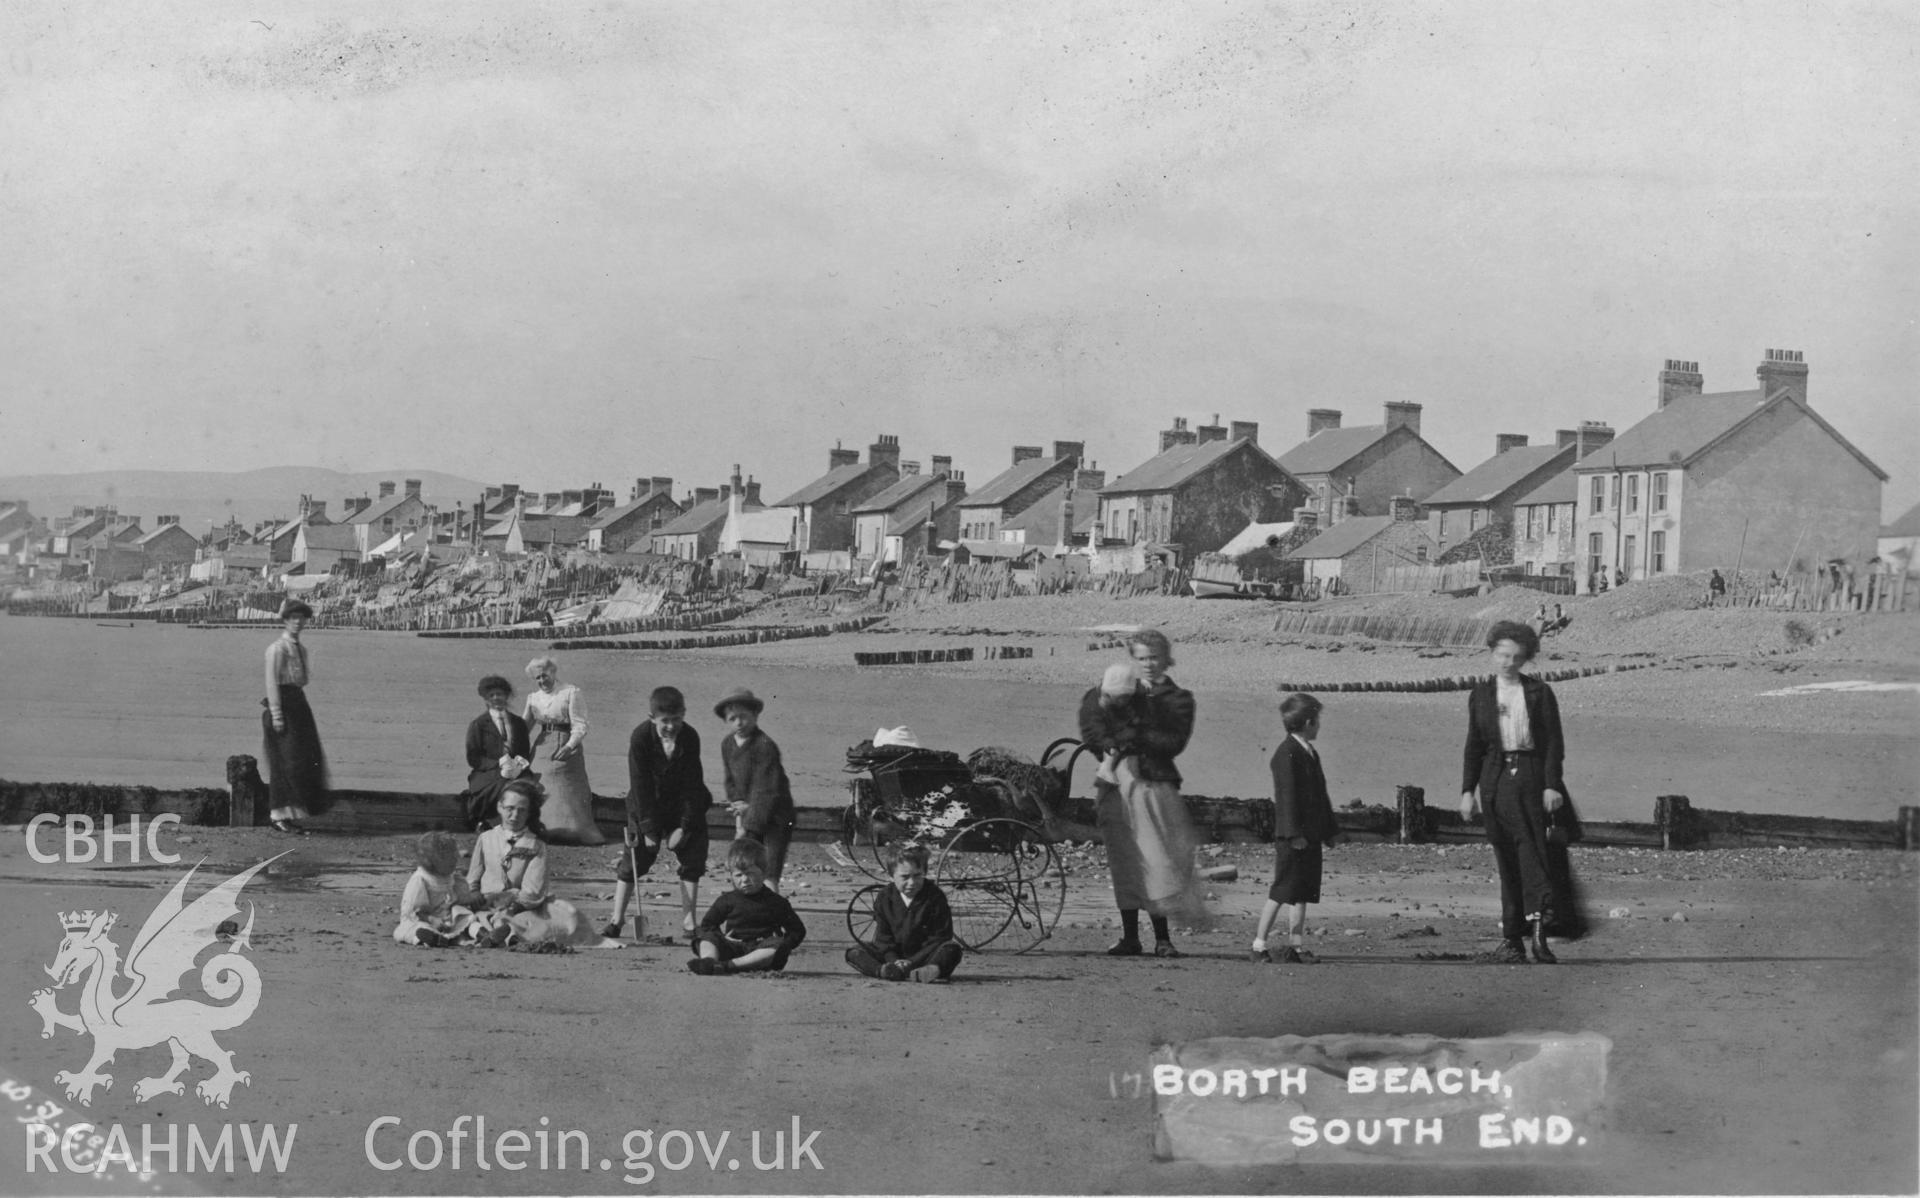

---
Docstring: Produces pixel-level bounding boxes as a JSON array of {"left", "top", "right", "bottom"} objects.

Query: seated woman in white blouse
[{"left": 466, "top": 780, "right": 617, "bottom": 949}]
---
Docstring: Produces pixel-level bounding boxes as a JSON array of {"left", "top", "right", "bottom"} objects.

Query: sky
[{"left": 4, "top": 1, "right": 1916, "bottom": 519}]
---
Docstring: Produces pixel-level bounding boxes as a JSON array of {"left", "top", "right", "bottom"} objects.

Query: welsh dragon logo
[{"left": 29, "top": 856, "right": 284, "bottom": 1108}]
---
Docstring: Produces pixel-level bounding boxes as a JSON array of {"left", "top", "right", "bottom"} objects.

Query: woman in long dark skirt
[
  {"left": 1458, "top": 620, "right": 1581, "bottom": 963},
  {"left": 261, "top": 599, "right": 331, "bottom": 833}
]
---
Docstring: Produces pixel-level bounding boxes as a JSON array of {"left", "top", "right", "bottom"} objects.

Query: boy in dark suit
[
  {"left": 1253, "top": 693, "right": 1338, "bottom": 964},
  {"left": 844, "top": 844, "right": 963, "bottom": 983},
  {"left": 463, "top": 675, "right": 532, "bottom": 830},
  {"left": 605, "top": 686, "right": 713, "bottom": 940}
]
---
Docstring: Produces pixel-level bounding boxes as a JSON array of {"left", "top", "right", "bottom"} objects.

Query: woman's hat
[{"left": 712, "top": 687, "right": 765, "bottom": 719}]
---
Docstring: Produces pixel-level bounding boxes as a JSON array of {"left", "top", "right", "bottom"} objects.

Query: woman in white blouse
[
  {"left": 521, "top": 656, "right": 604, "bottom": 845},
  {"left": 261, "top": 599, "right": 331, "bottom": 833},
  {"left": 466, "top": 780, "right": 614, "bottom": 948}
]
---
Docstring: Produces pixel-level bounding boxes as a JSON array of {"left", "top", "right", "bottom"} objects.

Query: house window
[
  {"left": 1437, "top": 511, "right": 1449, "bottom": 539},
  {"left": 1469, "top": 509, "right": 1482, "bottom": 532},
  {"left": 1653, "top": 472, "right": 1669, "bottom": 513},
  {"left": 1650, "top": 530, "right": 1666, "bottom": 574},
  {"left": 1590, "top": 477, "right": 1605, "bottom": 514},
  {"left": 1587, "top": 533, "right": 1603, "bottom": 582},
  {"left": 1416, "top": 544, "right": 1429, "bottom": 563},
  {"left": 1546, "top": 504, "right": 1558, "bottom": 533},
  {"left": 1623, "top": 534, "right": 1636, "bottom": 577},
  {"left": 1625, "top": 475, "right": 1640, "bottom": 514}
]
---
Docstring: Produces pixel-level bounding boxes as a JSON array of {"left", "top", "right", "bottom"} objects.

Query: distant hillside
[{"left": 0, "top": 467, "right": 490, "bottom": 534}]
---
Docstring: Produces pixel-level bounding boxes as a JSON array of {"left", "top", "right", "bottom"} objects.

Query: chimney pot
[
  {"left": 1755, "top": 348, "right": 1809, "bottom": 402},
  {"left": 1658, "top": 357, "right": 1706, "bottom": 408}
]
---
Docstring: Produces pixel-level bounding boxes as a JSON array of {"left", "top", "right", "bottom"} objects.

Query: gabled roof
[
  {"left": 1286, "top": 516, "right": 1399, "bottom": 560},
  {"left": 772, "top": 463, "right": 877, "bottom": 507},
  {"left": 1277, "top": 424, "right": 1394, "bottom": 475},
  {"left": 853, "top": 473, "right": 946, "bottom": 515},
  {"left": 1102, "top": 438, "right": 1280, "bottom": 495},
  {"left": 1514, "top": 467, "right": 1578, "bottom": 508},
  {"left": 518, "top": 516, "right": 593, "bottom": 546},
  {"left": 885, "top": 493, "right": 960, "bottom": 537},
  {"left": 999, "top": 482, "right": 1100, "bottom": 537},
  {"left": 653, "top": 499, "right": 733, "bottom": 537},
  {"left": 589, "top": 495, "right": 678, "bottom": 530},
  {"left": 132, "top": 523, "right": 197, "bottom": 547},
  {"left": 1883, "top": 502, "right": 1920, "bottom": 538},
  {"left": 958, "top": 456, "right": 1070, "bottom": 509},
  {"left": 299, "top": 523, "right": 361, "bottom": 551},
  {"left": 1577, "top": 390, "right": 1887, "bottom": 481},
  {"left": 348, "top": 492, "right": 420, "bottom": 525},
  {"left": 1424, "top": 444, "right": 1572, "bottom": 507}
]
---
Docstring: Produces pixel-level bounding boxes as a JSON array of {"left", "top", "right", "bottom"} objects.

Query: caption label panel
[{"left": 1152, "top": 1032, "right": 1608, "bottom": 1165}]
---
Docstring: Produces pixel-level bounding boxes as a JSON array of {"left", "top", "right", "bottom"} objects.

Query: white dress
[
  {"left": 523, "top": 685, "right": 604, "bottom": 845},
  {"left": 465, "top": 826, "right": 614, "bottom": 948},
  {"left": 393, "top": 867, "right": 480, "bottom": 946}
]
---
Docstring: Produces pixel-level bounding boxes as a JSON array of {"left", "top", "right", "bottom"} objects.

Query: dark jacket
[
  {"left": 870, "top": 882, "right": 956, "bottom": 962},
  {"left": 699, "top": 887, "right": 807, "bottom": 950},
  {"left": 1271, "top": 736, "right": 1338, "bottom": 845},
  {"left": 720, "top": 727, "right": 795, "bottom": 839},
  {"left": 626, "top": 722, "right": 713, "bottom": 840},
  {"left": 1076, "top": 676, "right": 1195, "bottom": 785},
  {"left": 1462, "top": 674, "right": 1567, "bottom": 802},
  {"left": 465, "top": 710, "right": 532, "bottom": 786}
]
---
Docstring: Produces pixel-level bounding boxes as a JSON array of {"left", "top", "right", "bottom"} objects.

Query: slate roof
[
  {"left": 1575, "top": 390, "right": 1886, "bottom": 481},
  {"left": 1102, "top": 438, "right": 1265, "bottom": 495},
  {"left": 348, "top": 493, "right": 417, "bottom": 525},
  {"left": 1423, "top": 444, "right": 1572, "bottom": 507},
  {"left": 132, "top": 523, "right": 198, "bottom": 547},
  {"left": 1277, "top": 425, "right": 1394, "bottom": 475},
  {"left": 853, "top": 473, "right": 946, "bottom": 515},
  {"left": 958, "top": 456, "right": 1069, "bottom": 509},
  {"left": 299, "top": 524, "right": 361, "bottom": 552},
  {"left": 772, "top": 463, "right": 876, "bottom": 507},
  {"left": 517, "top": 516, "right": 593, "bottom": 546},
  {"left": 999, "top": 483, "right": 1100, "bottom": 537},
  {"left": 1513, "top": 467, "right": 1578, "bottom": 508},
  {"left": 653, "top": 499, "right": 733, "bottom": 537},
  {"left": 1883, "top": 502, "right": 1920, "bottom": 539},
  {"left": 1286, "top": 516, "right": 1398, "bottom": 560}
]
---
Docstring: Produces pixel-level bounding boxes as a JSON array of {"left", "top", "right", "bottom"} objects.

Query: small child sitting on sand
[{"left": 394, "top": 830, "right": 482, "bottom": 948}]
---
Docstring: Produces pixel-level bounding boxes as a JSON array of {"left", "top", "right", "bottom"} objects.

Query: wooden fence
[
  {"left": 1370, "top": 561, "right": 1486, "bottom": 594},
  {"left": 1706, "top": 568, "right": 1916, "bottom": 613}
]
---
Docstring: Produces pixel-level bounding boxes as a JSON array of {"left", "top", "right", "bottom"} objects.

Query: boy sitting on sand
[
  {"left": 687, "top": 840, "right": 807, "bottom": 976},
  {"left": 844, "top": 844, "right": 963, "bottom": 983}
]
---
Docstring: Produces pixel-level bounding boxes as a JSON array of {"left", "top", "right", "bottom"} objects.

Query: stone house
[
  {"left": 1571, "top": 352, "right": 1885, "bottom": 591},
  {"left": 1276, "top": 404, "right": 1460, "bottom": 526},
  {"left": 650, "top": 486, "right": 734, "bottom": 561},
  {"left": 132, "top": 517, "right": 201, "bottom": 568},
  {"left": 771, "top": 435, "right": 903, "bottom": 554},
  {"left": 586, "top": 478, "right": 683, "bottom": 553},
  {"left": 955, "top": 442, "right": 1084, "bottom": 541},
  {"left": 1285, "top": 498, "right": 1436, "bottom": 594},
  {"left": 998, "top": 465, "right": 1106, "bottom": 548},
  {"left": 346, "top": 480, "right": 431, "bottom": 556},
  {"left": 293, "top": 522, "right": 362, "bottom": 572},
  {"left": 1096, "top": 419, "right": 1305, "bottom": 562},
  {"left": 851, "top": 464, "right": 968, "bottom": 564},
  {"left": 1424, "top": 425, "right": 1615, "bottom": 560}
]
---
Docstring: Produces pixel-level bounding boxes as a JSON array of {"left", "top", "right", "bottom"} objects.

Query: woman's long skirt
[
  {"left": 536, "top": 751, "right": 604, "bottom": 845},
  {"left": 1094, "top": 758, "right": 1210, "bottom": 926},
  {"left": 261, "top": 684, "right": 331, "bottom": 819}
]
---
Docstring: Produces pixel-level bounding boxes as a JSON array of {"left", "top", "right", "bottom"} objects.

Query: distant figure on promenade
[
  {"left": 1079, "top": 628, "right": 1208, "bottom": 958},
  {"left": 1613, "top": 567, "right": 1626, "bottom": 589},
  {"left": 1459, "top": 621, "right": 1582, "bottom": 965},
  {"left": 261, "top": 599, "right": 331, "bottom": 834},
  {"left": 464, "top": 675, "right": 532, "bottom": 830},
  {"left": 1709, "top": 568, "right": 1727, "bottom": 601},
  {"left": 523, "top": 657, "right": 604, "bottom": 845}
]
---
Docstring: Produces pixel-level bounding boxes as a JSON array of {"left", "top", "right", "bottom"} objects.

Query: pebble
[
  {"left": 1609, "top": 906, "right": 1632, "bottom": 918},
  {"left": 1669, "top": 913, "right": 1688, "bottom": 922}
]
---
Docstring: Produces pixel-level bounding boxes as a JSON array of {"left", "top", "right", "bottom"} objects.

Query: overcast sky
[{"left": 5, "top": 1, "right": 1915, "bottom": 517}]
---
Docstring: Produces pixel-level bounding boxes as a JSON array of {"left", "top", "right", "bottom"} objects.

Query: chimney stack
[
  {"left": 1230, "top": 420, "right": 1259, "bottom": 445},
  {"left": 944, "top": 472, "right": 967, "bottom": 505},
  {"left": 1495, "top": 433, "right": 1529, "bottom": 455},
  {"left": 1074, "top": 465, "right": 1106, "bottom": 492},
  {"left": 1195, "top": 414, "right": 1228, "bottom": 444},
  {"left": 1291, "top": 507, "right": 1320, "bottom": 531},
  {"left": 1573, "top": 421, "right": 1616, "bottom": 459},
  {"left": 378, "top": 480, "right": 396, "bottom": 499},
  {"left": 1389, "top": 495, "right": 1420, "bottom": 522},
  {"left": 1658, "top": 359, "right": 1705, "bottom": 408},
  {"left": 404, "top": 479, "right": 422, "bottom": 497},
  {"left": 1307, "top": 409, "right": 1342, "bottom": 437},
  {"left": 1051, "top": 440, "right": 1085, "bottom": 463},
  {"left": 868, "top": 434, "right": 901, "bottom": 475},
  {"left": 1012, "top": 445, "right": 1044, "bottom": 465},
  {"left": 1755, "top": 348, "right": 1808, "bottom": 403},
  {"left": 900, "top": 460, "right": 921, "bottom": 476},
  {"left": 1384, "top": 401, "right": 1423, "bottom": 436},
  {"left": 829, "top": 441, "right": 860, "bottom": 470},
  {"left": 930, "top": 454, "right": 952, "bottom": 476},
  {"left": 694, "top": 487, "right": 720, "bottom": 506},
  {"left": 744, "top": 476, "right": 762, "bottom": 506},
  {"left": 1159, "top": 417, "right": 1198, "bottom": 453}
]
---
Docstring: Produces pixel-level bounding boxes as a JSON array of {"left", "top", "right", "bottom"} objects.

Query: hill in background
[{"left": 0, "top": 466, "right": 490, "bottom": 534}]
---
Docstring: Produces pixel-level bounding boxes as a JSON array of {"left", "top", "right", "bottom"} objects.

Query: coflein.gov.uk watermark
[{"left": 366, "top": 1116, "right": 824, "bottom": 1184}]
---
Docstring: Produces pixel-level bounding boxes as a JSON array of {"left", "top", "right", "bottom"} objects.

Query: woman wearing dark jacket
[
  {"left": 464, "top": 675, "right": 533, "bottom": 830},
  {"left": 1459, "top": 621, "right": 1578, "bottom": 964},
  {"left": 1078, "top": 628, "right": 1208, "bottom": 958}
]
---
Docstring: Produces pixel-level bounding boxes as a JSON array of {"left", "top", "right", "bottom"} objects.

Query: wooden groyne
[
  {"left": 1272, "top": 610, "right": 1495, "bottom": 647},
  {"left": 561, "top": 615, "right": 886, "bottom": 651},
  {"left": 1273, "top": 660, "right": 1659, "bottom": 694},
  {"left": 420, "top": 603, "right": 755, "bottom": 641},
  {"left": 5, "top": 759, "right": 1913, "bottom": 852}
]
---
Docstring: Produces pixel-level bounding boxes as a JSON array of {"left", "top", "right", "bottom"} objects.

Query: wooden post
[
  {"left": 226, "top": 754, "right": 268, "bottom": 827},
  {"left": 1900, "top": 806, "right": 1920, "bottom": 852},
  {"left": 1395, "top": 785, "right": 1426, "bottom": 844},
  {"left": 1655, "top": 794, "right": 1694, "bottom": 850}
]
